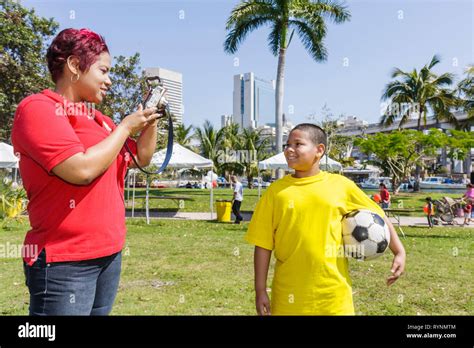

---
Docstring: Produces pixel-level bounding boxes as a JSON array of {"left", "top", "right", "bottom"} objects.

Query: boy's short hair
[
  {"left": 290, "top": 123, "right": 327, "bottom": 154},
  {"left": 426, "top": 197, "right": 432, "bottom": 202}
]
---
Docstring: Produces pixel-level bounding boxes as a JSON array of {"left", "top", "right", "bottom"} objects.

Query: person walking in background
[
  {"left": 231, "top": 175, "right": 243, "bottom": 224},
  {"left": 379, "top": 183, "right": 391, "bottom": 209},
  {"left": 425, "top": 197, "right": 435, "bottom": 228},
  {"left": 462, "top": 183, "right": 474, "bottom": 201},
  {"left": 463, "top": 199, "right": 472, "bottom": 226},
  {"left": 462, "top": 183, "right": 473, "bottom": 225}
]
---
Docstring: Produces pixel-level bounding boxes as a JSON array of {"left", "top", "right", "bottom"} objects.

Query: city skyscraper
[{"left": 233, "top": 72, "right": 275, "bottom": 129}]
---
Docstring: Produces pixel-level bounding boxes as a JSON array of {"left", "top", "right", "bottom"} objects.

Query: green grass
[
  {"left": 0, "top": 218, "right": 472, "bottom": 315},
  {"left": 124, "top": 187, "right": 265, "bottom": 213},
  {"left": 125, "top": 188, "right": 465, "bottom": 217}
]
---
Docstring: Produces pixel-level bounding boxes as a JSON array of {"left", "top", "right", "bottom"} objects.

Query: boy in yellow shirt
[{"left": 245, "top": 123, "right": 406, "bottom": 315}]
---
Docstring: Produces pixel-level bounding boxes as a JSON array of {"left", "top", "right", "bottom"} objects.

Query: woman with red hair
[{"left": 11, "top": 28, "right": 160, "bottom": 315}]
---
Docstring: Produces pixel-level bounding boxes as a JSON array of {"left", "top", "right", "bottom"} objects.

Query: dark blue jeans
[
  {"left": 232, "top": 200, "right": 243, "bottom": 223},
  {"left": 23, "top": 249, "right": 122, "bottom": 316}
]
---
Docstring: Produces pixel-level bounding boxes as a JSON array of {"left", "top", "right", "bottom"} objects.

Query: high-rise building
[
  {"left": 145, "top": 67, "right": 183, "bottom": 125},
  {"left": 221, "top": 114, "right": 233, "bottom": 129},
  {"left": 258, "top": 118, "right": 294, "bottom": 152},
  {"left": 233, "top": 72, "right": 275, "bottom": 129}
]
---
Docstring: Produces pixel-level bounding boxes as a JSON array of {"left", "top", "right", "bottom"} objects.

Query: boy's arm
[
  {"left": 384, "top": 217, "right": 406, "bottom": 286},
  {"left": 254, "top": 246, "right": 272, "bottom": 315}
]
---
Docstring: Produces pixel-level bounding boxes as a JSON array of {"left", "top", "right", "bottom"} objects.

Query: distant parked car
[
  {"left": 253, "top": 179, "right": 271, "bottom": 188},
  {"left": 240, "top": 179, "right": 270, "bottom": 188}
]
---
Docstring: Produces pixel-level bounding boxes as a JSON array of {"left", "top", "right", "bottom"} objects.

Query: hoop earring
[{"left": 71, "top": 73, "right": 80, "bottom": 83}]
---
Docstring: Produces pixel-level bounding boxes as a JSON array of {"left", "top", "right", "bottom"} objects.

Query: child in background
[
  {"left": 379, "top": 183, "right": 391, "bottom": 209},
  {"left": 231, "top": 175, "right": 244, "bottom": 224},
  {"left": 462, "top": 183, "right": 474, "bottom": 224},
  {"left": 245, "top": 123, "right": 406, "bottom": 315},
  {"left": 425, "top": 197, "right": 434, "bottom": 228},
  {"left": 463, "top": 199, "right": 472, "bottom": 226}
]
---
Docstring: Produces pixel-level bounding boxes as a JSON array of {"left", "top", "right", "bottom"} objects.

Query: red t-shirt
[
  {"left": 11, "top": 89, "right": 138, "bottom": 265},
  {"left": 380, "top": 188, "right": 390, "bottom": 202}
]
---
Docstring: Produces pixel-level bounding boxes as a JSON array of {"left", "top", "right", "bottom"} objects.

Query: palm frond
[
  {"left": 427, "top": 54, "right": 441, "bottom": 69},
  {"left": 267, "top": 20, "right": 283, "bottom": 55},
  {"left": 289, "top": 19, "right": 327, "bottom": 61},
  {"left": 431, "top": 72, "right": 454, "bottom": 87},
  {"left": 292, "top": 0, "right": 351, "bottom": 24},
  {"left": 381, "top": 81, "right": 413, "bottom": 101},
  {"left": 390, "top": 67, "right": 412, "bottom": 80},
  {"left": 224, "top": 15, "right": 273, "bottom": 54},
  {"left": 225, "top": 0, "right": 277, "bottom": 29}
]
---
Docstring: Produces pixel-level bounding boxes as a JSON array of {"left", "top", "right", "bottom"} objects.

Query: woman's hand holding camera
[{"left": 120, "top": 104, "right": 160, "bottom": 136}]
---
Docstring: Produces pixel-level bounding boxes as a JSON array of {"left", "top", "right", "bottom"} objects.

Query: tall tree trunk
[
  {"left": 413, "top": 108, "right": 424, "bottom": 191},
  {"left": 465, "top": 154, "right": 472, "bottom": 176},
  {"left": 275, "top": 48, "right": 286, "bottom": 179},
  {"left": 275, "top": 19, "right": 288, "bottom": 179}
]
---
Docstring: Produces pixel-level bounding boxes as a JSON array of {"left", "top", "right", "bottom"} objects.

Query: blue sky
[{"left": 24, "top": 0, "right": 473, "bottom": 128}]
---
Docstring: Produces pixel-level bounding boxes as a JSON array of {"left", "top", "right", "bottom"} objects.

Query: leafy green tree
[
  {"left": 355, "top": 130, "right": 449, "bottom": 193},
  {"left": 0, "top": 1, "right": 58, "bottom": 142},
  {"left": 329, "top": 134, "right": 354, "bottom": 167},
  {"left": 224, "top": 0, "right": 350, "bottom": 153},
  {"left": 99, "top": 53, "right": 147, "bottom": 123},
  {"left": 445, "top": 129, "right": 474, "bottom": 173}
]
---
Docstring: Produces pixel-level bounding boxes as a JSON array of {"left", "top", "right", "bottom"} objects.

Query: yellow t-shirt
[{"left": 245, "top": 171, "right": 386, "bottom": 315}]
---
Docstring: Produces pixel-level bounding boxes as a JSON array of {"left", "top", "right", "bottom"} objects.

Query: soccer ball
[{"left": 341, "top": 209, "right": 390, "bottom": 260}]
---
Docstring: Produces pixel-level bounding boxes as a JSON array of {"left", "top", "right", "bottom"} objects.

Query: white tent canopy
[
  {"left": 0, "top": 142, "right": 19, "bottom": 183},
  {"left": 0, "top": 142, "right": 19, "bottom": 169},
  {"left": 127, "top": 143, "right": 215, "bottom": 224},
  {"left": 258, "top": 152, "right": 342, "bottom": 172},
  {"left": 150, "top": 143, "right": 213, "bottom": 169}
]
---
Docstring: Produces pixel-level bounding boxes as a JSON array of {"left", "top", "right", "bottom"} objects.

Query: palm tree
[
  {"left": 381, "top": 55, "right": 459, "bottom": 191},
  {"left": 240, "top": 128, "right": 270, "bottom": 188},
  {"left": 454, "top": 65, "right": 473, "bottom": 174},
  {"left": 224, "top": 0, "right": 350, "bottom": 154},
  {"left": 219, "top": 123, "right": 243, "bottom": 177},
  {"left": 457, "top": 65, "right": 474, "bottom": 124},
  {"left": 175, "top": 124, "right": 194, "bottom": 149},
  {"left": 381, "top": 55, "right": 458, "bottom": 130},
  {"left": 194, "top": 120, "right": 224, "bottom": 167}
]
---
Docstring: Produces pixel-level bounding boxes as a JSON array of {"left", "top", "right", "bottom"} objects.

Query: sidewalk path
[{"left": 125, "top": 211, "right": 472, "bottom": 227}]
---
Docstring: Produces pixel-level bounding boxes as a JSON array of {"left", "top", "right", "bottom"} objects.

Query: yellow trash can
[{"left": 216, "top": 200, "right": 232, "bottom": 222}]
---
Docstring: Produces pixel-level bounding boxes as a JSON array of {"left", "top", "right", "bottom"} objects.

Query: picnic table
[{"left": 383, "top": 208, "right": 417, "bottom": 238}]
